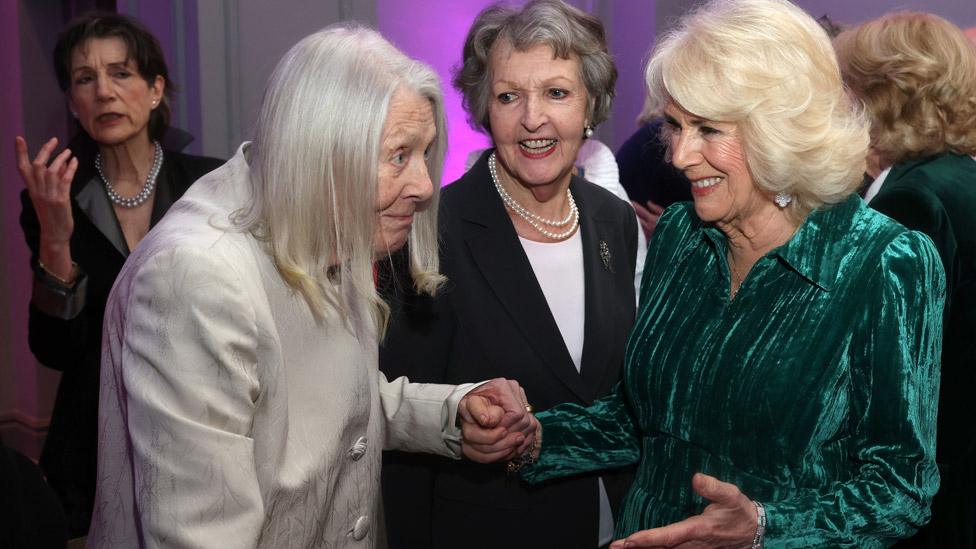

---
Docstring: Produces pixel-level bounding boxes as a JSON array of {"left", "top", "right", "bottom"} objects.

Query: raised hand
[
  {"left": 458, "top": 378, "right": 537, "bottom": 463},
  {"left": 609, "top": 473, "right": 758, "bottom": 548},
  {"left": 632, "top": 199, "right": 664, "bottom": 240},
  {"left": 15, "top": 136, "right": 78, "bottom": 280}
]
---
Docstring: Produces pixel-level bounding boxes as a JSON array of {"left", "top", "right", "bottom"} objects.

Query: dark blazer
[
  {"left": 0, "top": 436, "right": 67, "bottom": 548},
  {"left": 19, "top": 133, "right": 223, "bottom": 536},
  {"left": 380, "top": 151, "right": 638, "bottom": 549},
  {"left": 871, "top": 153, "right": 976, "bottom": 549}
]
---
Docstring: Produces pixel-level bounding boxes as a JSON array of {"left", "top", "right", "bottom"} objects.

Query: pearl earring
[{"left": 584, "top": 125, "right": 594, "bottom": 138}]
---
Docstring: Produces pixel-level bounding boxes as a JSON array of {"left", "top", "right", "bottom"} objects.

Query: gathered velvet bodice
[{"left": 524, "top": 196, "right": 945, "bottom": 548}]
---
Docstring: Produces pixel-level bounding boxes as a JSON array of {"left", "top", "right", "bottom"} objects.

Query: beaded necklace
[{"left": 488, "top": 152, "right": 579, "bottom": 241}]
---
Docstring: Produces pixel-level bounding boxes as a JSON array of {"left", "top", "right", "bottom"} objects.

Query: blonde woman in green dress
[{"left": 503, "top": 0, "right": 945, "bottom": 547}]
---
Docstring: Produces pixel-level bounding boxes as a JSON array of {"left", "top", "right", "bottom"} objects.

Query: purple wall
[
  {"left": 376, "top": 0, "right": 494, "bottom": 185},
  {"left": 121, "top": 1, "right": 205, "bottom": 154},
  {"left": 610, "top": 2, "right": 656, "bottom": 150},
  {"left": 0, "top": 0, "right": 62, "bottom": 458}
]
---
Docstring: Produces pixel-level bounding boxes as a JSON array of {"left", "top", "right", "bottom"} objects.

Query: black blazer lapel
[
  {"left": 455, "top": 156, "right": 592, "bottom": 402},
  {"left": 70, "top": 147, "right": 129, "bottom": 258},
  {"left": 574, "top": 179, "right": 623, "bottom": 399},
  {"left": 71, "top": 146, "right": 197, "bottom": 259}
]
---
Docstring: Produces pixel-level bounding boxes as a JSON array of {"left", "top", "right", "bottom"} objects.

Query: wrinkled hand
[
  {"left": 610, "top": 473, "right": 757, "bottom": 548},
  {"left": 458, "top": 378, "right": 536, "bottom": 463},
  {"left": 15, "top": 136, "right": 78, "bottom": 278},
  {"left": 632, "top": 199, "right": 664, "bottom": 240}
]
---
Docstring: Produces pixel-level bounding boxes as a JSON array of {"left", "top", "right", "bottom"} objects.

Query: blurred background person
[
  {"left": 0, "top": 435, "right": 67, "bottom": 549},
  {"left": 615, "top": 113, "right": 691, "bottom": 239},
  {"left": 13, "top": 12, "right": 222, "bottom": 538},
  {"left": 965, "top": 26, "right": 976, "bottom": 47},
  {"left": 515, "top": 0, "right": 946, "bottom": 547},
  {"left": 89, "top": 24, "right": 534, "bottom": 548},
  {"left": 380, "top": 1, "right": 637, "bottom": 547},
  {"left": 836, "top": 12, "right": 976, "bottom": 548}
]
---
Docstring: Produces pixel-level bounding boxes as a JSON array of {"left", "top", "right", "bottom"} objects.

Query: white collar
[{"left": 864, "top": 166, "right": 892, "bottom": 204}]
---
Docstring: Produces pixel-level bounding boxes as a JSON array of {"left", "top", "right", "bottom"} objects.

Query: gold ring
[{"left": 524, "top": 404, "right": 534, "bottom": 413}]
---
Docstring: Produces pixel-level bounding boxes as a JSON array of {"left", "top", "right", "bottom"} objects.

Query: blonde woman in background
[{"left": 836, "top": 13, "right": 976, "bottom": 548}]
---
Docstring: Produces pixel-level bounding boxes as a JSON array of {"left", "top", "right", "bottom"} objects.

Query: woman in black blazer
[
  {"left": 380, "top": 2, "right": 637, "bottom": 548},
  {"left": 14, "top": 13, "right": 222, "bottom": 537}
]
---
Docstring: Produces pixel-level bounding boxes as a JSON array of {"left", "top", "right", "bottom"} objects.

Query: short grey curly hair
[{"left": 453, "top": 0, "right": 616, "bottom": 136}]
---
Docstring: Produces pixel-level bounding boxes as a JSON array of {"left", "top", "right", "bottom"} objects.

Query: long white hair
[{"left": 235, "top": 24, "right": 447, "bottom": 338}]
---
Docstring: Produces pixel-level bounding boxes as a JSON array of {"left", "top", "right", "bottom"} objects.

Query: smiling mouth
[
  {"left": 518, "top": 139, "right": 557, "bottom": 159},
  {"left": 519, "top": 139, "right": 555, "bottom": 152},
  {"left": 691, "top": 177, "right": 722, "bottom": 189}
]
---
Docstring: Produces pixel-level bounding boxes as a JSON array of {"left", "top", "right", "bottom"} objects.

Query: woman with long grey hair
[{"left": 88, "top": 25, "right": 533, "bottom": 548}]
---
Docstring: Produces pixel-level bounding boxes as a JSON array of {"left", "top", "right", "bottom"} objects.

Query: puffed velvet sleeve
[
  {"left": 521, "top": 383, "right": 641, "bottom": 483},
  {"left": 100, "top": 246, "right": 264, "bottom": 548},
  {"left": 763, "top": 231, "right": 945, "bottom": 548}
]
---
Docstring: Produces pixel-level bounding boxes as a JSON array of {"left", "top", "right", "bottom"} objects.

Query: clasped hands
[
  {"left": 457, "top": 383, "right": 759, "bottom": 548},
  {"left": 457, "top": 378, "right": 540, "bottom": 464}
]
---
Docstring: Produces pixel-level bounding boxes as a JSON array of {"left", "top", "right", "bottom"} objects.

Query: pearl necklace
[
  {"left": 488, "top": 152, "right": 579, "bottom": 241},
  {"left": 95, "top": 140, "right": 163, "bottom": 208}
]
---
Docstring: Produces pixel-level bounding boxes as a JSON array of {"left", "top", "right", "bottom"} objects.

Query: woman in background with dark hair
[{"left": 13, "top": 12, "right": 222, "bottom": 536}]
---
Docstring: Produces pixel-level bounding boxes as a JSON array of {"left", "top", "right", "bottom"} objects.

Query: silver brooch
[{"left": 599, "top": 240, "right": 613, "bottom": 273}]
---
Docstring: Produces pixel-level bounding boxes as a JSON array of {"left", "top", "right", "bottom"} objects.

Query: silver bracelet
[{"left": 752, "top": 500, "right": 766, "bottom": 549}]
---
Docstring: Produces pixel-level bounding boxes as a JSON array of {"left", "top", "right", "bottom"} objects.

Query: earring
[
  {"left": 584, "top": 125, "right": 594, "bottom": 138},
  {"left": 774, "top": 192, "right": 793, "bottom": 208},
  {"left": 151, "top": 100, "right": 158, "bottom": 107}
]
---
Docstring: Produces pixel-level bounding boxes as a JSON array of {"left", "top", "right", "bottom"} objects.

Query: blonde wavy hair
[
  {"left": 835, "top": 12, "right": 976, "bottom": 166},
  {"left": 644, "top": 0, "right": 869, "bottom": 221},
  {"left": 236, "top": 25, "right": 446, "bottom": 338}
]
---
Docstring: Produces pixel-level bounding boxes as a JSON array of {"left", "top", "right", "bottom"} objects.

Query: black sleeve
[{"left": 20, "top": 189, "right": 91, "bottom": 371}]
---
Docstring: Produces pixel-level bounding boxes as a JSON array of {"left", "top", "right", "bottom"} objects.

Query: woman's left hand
[{"left": 609, "top": 473, "right": 757, "bottom": 548}]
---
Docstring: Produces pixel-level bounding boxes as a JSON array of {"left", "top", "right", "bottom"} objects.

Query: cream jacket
[{"left": 88, "top": 144, "right": 475, "bottom": 548}]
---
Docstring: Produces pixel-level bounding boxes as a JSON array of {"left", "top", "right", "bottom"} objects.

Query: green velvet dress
[{"left": 523, "top": 196, "right": 945, "bottom": 548}]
